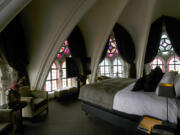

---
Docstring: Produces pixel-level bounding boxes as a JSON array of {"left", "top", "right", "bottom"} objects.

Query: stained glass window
[
  {"left": 168, "top": 56, "right": 180, "bottom": 72},
  {"left": 158, "top": 34, "right": 173, "bottom": 55},
  {"left": 107, "top": 36, "right": 119, "bottom": 58},
  {"left": 57, "top": 40, "right": 71, "bottom": 59},
  {"left": 98, "top": 35, "right": 125, "bottom": 78},
  {"left": 61, "top": 61, "right": 72, "bottom": 88},
  {"left": 150, "top": 57, "right": 164, "bottom": 72},
  {"left": 113, "top": 57, "right": 123, "bottom": 77},
  {"left": 45, "top": 63, "right": 58, "bottom": 91},
  {"left": 150, "top": 32, "right": 180, "bottom": 73},
  {"left": 99, "top": 58, "right": 110, "bottom": 77}
]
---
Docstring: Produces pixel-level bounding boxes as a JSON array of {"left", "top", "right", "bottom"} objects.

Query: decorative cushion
[
  {"left": 132, "top": 75, "right": 146, "bottom": 91},
  {"left": 144, "top": 67, "right": 164, "bottom": 92},
  {"left": 156, "top": 71, "right": 175, "bottom": 95},
  {"left": 174, "top": 74, "right": 180, "bottom": 98}
]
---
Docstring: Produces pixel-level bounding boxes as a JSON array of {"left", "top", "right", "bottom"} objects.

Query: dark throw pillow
[
  {"left": 132, "top": 75, "right": 146, "bottom": 91},
  {"left": 144, "top": 66, "right": 164, "bottom": 92}
]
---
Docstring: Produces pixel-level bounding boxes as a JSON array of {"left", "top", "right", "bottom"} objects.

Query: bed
[{"left": 79, "top": 78, "right": 180, "bottom": 131}]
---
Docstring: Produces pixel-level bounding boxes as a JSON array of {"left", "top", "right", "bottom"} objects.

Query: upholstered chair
[
  {"left": 19, "top": 86, "right": 48, "bottom": 118},
  {"left": 0, "top": 109, "right": 16, "bottom": 135}
]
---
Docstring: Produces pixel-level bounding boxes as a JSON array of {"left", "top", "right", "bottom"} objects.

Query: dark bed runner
[{"left": 79, "top": 78, "right": 136, "bottom": 109}]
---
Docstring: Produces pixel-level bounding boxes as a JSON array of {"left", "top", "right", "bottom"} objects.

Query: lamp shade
[{"left": 158, "top": 83, "right": 175, "bottom": 98}]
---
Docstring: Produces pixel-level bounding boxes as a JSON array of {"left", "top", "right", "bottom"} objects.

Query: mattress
[{"left": 113, "top": 83, "right": 178, "bottom": 124}]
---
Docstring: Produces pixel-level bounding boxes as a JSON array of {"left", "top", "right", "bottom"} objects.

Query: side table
[
  {"left": 0, "top": 101, "right": 27, "bottom": 130},
  {"left": 136, "top": 116, "right": 176, "bottom": 135}
]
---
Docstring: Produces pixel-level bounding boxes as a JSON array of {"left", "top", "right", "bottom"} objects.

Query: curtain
[
  {"left": 165, "top": 16, "right": 180, "bottom": 57},
  {"left": 144, "top": 17, "right": 163, "bottom": 64},
  {"left": 113, "top": 23, "right": 136, "bottom": 78},
  {"left": 99, "top": 37, "right": 110, "bottom": 63},
  {"left": 0, "top": 16, "right": 29, "bottom": 79},
  {"left": 67, "top": 26, "right": 90, "bottom": 82},
  {"left": 68, "top": 26, "right": 86, "bottom": 59}
]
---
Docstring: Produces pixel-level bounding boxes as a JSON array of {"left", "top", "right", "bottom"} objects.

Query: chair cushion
[
  {"left": 0, "top": 122, "right": 13, "bottom": 135},
  {"left": 33, "top": 98, "right": 48, "bottom": 111}
]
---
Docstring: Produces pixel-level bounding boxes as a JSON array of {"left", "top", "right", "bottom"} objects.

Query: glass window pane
[
  {"left": 62, "top": 79, "right": 67, "bottom": 88},
  {"left": 52, "top": 70, "right": 57, "bottom": 79},
  {"left": 113, "top": 58, "right": 123, "bottom": 77},
  {"left": 52, "top": 63, "right": 56, "bottom": 69},
  {"left": 52, "top": 80, "right": 57, "bottom": 90},
  {"left": 62, "top": 62, "right": 66, "bottom": 68},
  {"left": 47, "top": 72, "right": 51, "bottom": 80},
  {"left": 68, "top": 79, "right": 72, "bottom": 87},
  {"left": 62, "top": 69, "right": 66, "bottom": 78},
  {"left": 46, "top": 81, "right": 51, "bottom": 91}
]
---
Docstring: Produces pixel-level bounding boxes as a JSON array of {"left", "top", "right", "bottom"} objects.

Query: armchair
[
  {"left": 19, "top": 86, "right": 48, "bottom": 118},
  {"left": 0, "top": 109, "right": 15, "bottom": 135}
]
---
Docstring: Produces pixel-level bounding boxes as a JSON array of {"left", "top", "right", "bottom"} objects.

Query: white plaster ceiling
[{"left": 2, "top": 0, "right": 180, "bottom": 89}]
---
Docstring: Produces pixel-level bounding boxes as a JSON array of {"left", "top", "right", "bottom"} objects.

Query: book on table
[{"left": 137, "top": 116, "right": 163, "bottom": 134}]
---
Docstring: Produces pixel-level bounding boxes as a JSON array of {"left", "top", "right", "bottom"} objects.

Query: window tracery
[{"left": 149, "top": 33, "right": 180, "bottom": 73}]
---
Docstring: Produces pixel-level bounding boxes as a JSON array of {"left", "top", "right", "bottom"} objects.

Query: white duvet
[{"left": 113, "top": 83, "right": 178, "bottom": 124}]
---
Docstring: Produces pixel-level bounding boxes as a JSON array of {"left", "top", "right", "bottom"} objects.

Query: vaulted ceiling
[{"left": 1, "top": 0, "right": 180, "bottom": 89}]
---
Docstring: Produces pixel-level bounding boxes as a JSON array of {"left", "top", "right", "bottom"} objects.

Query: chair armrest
[
  {"left": 31, "top": 90, "right": 48, "bottom": 99},
  {"left": 20, "top": 97, "right": 33, "bottom": 102},
  {"left": 0, "top": 109, "right": 15, "bottom": 123}
]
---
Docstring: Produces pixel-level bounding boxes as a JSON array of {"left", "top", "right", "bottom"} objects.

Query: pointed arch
[
  {"left": 150, "top": 57, "right": 164, "bottom": 72},
  {"left": 168, "top": 56, "right": 180, "bottom": 72}
]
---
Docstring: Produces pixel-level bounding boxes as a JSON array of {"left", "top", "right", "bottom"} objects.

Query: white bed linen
[{"left": 113, "top": 83, "right": 178, "bottom": 124}]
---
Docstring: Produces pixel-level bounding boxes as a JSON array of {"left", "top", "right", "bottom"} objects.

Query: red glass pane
[{"left": 60, "top": 47, "right": 65, "bottom": 53}]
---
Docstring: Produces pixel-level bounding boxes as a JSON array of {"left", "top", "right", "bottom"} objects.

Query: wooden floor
[{"left": 16, "top": 98, "right": 133, "bottom": 135}]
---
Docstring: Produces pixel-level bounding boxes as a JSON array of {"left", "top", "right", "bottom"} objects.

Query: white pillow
[
  {"left": 174, "top": 74, "right": 180, "bottom": 98},
  {"left": 155, "top": 71, "right": 175, "bottom": 96}
]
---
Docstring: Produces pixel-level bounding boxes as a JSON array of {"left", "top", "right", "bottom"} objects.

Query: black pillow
[
  {"left": 132, "top": 75, "right": 146, "bottom": 91},
  {"left": 144, "top": 66, "right": 164, "bottom": 92}
]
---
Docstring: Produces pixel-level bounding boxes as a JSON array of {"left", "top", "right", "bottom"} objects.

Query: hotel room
[{"left": 0, "top": 0, "right": 180, "bottom": 135}]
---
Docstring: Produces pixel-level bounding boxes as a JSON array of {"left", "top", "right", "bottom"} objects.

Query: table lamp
[{"left": 158, "top": 83, "right": 175, "bottom": 122}]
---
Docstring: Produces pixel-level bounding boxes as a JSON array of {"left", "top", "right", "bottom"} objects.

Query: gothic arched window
[
  {"left": 45, "top": 63, "right": 58, "bottom": 91},
  {"left": 168, "top": 56, "right": 180, "bottom": 72},
  {"left": 45, "top": 40, "right": 73, "bottom": 91},
  {"left": 150, "top": 57, "right": 164, "bottom": 72},
  {"left": 98, "top": 35, "right": 126, "bottom": 78},
  {"left": 149, "top": 33, "right": 180, "bottom": 73}
]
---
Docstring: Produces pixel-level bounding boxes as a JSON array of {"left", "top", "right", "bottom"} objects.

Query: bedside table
[{"left": 136, "top": 116, "right": 177, "bottom": 135}]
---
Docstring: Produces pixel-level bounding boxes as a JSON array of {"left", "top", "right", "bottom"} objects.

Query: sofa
[
  {"left": 0, "top": 109, "right": 15, "bottom": 135},
  {"left": 55, "top": 87, "right": 78, "bottom": 100},
  {"left": 19, "top": 86, "right": 48, "bottom": 118}
]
